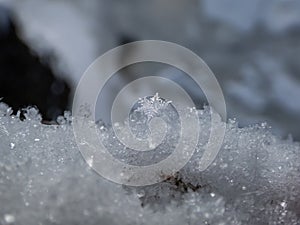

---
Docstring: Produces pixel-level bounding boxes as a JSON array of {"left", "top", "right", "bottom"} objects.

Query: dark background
[{"left": 0, "top": 0, "right": 299, "bottom": 140}]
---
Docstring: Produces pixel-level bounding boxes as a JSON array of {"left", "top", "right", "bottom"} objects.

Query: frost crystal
[
  {"left": 134, "top": 93, "right": 172, "bottom": 120},
  {"left": 0, "top": 104, "right": 299, "bottom": 225}
]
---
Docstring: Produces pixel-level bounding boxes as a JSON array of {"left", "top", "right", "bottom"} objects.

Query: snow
[
  {"left": 0, "top": 0, "right": 99, "bottom": 87},
  {"left": 0, "top": 102, "right": 299, "bottom": 224}
]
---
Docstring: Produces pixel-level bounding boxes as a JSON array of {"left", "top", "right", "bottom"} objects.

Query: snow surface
[{"left": 0, "top": 102, "right": 299, "bottom": 225}]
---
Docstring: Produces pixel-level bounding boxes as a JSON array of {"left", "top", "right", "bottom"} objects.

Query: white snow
[
  {"left": 0, "top": 102, "right": 299, "bottom": 224},
  {"left": 0, "top": 0, "right": 99, "bottom": 87}
]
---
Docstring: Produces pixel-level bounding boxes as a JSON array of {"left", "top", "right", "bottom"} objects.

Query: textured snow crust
[{"left": 0, "top": 102, "right": 299, "bottom": 225}]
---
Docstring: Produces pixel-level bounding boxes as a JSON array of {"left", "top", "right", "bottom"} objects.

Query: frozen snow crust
[{"left": 0, "top": 102, "right": 299, "bottom": 225}]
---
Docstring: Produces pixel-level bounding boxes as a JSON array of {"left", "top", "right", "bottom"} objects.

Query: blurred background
[{"left": 0, "top": 0, "right": 299, "bottom": 140}]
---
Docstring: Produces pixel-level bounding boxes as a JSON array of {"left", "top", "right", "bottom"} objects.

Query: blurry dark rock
[{"left": 0, "top": 6, "right": 70, "bottom": 121}]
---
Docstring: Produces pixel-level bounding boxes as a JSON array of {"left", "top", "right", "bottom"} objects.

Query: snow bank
[{"left": 0, "top": 102, "right": 299, "bottom": 224}]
